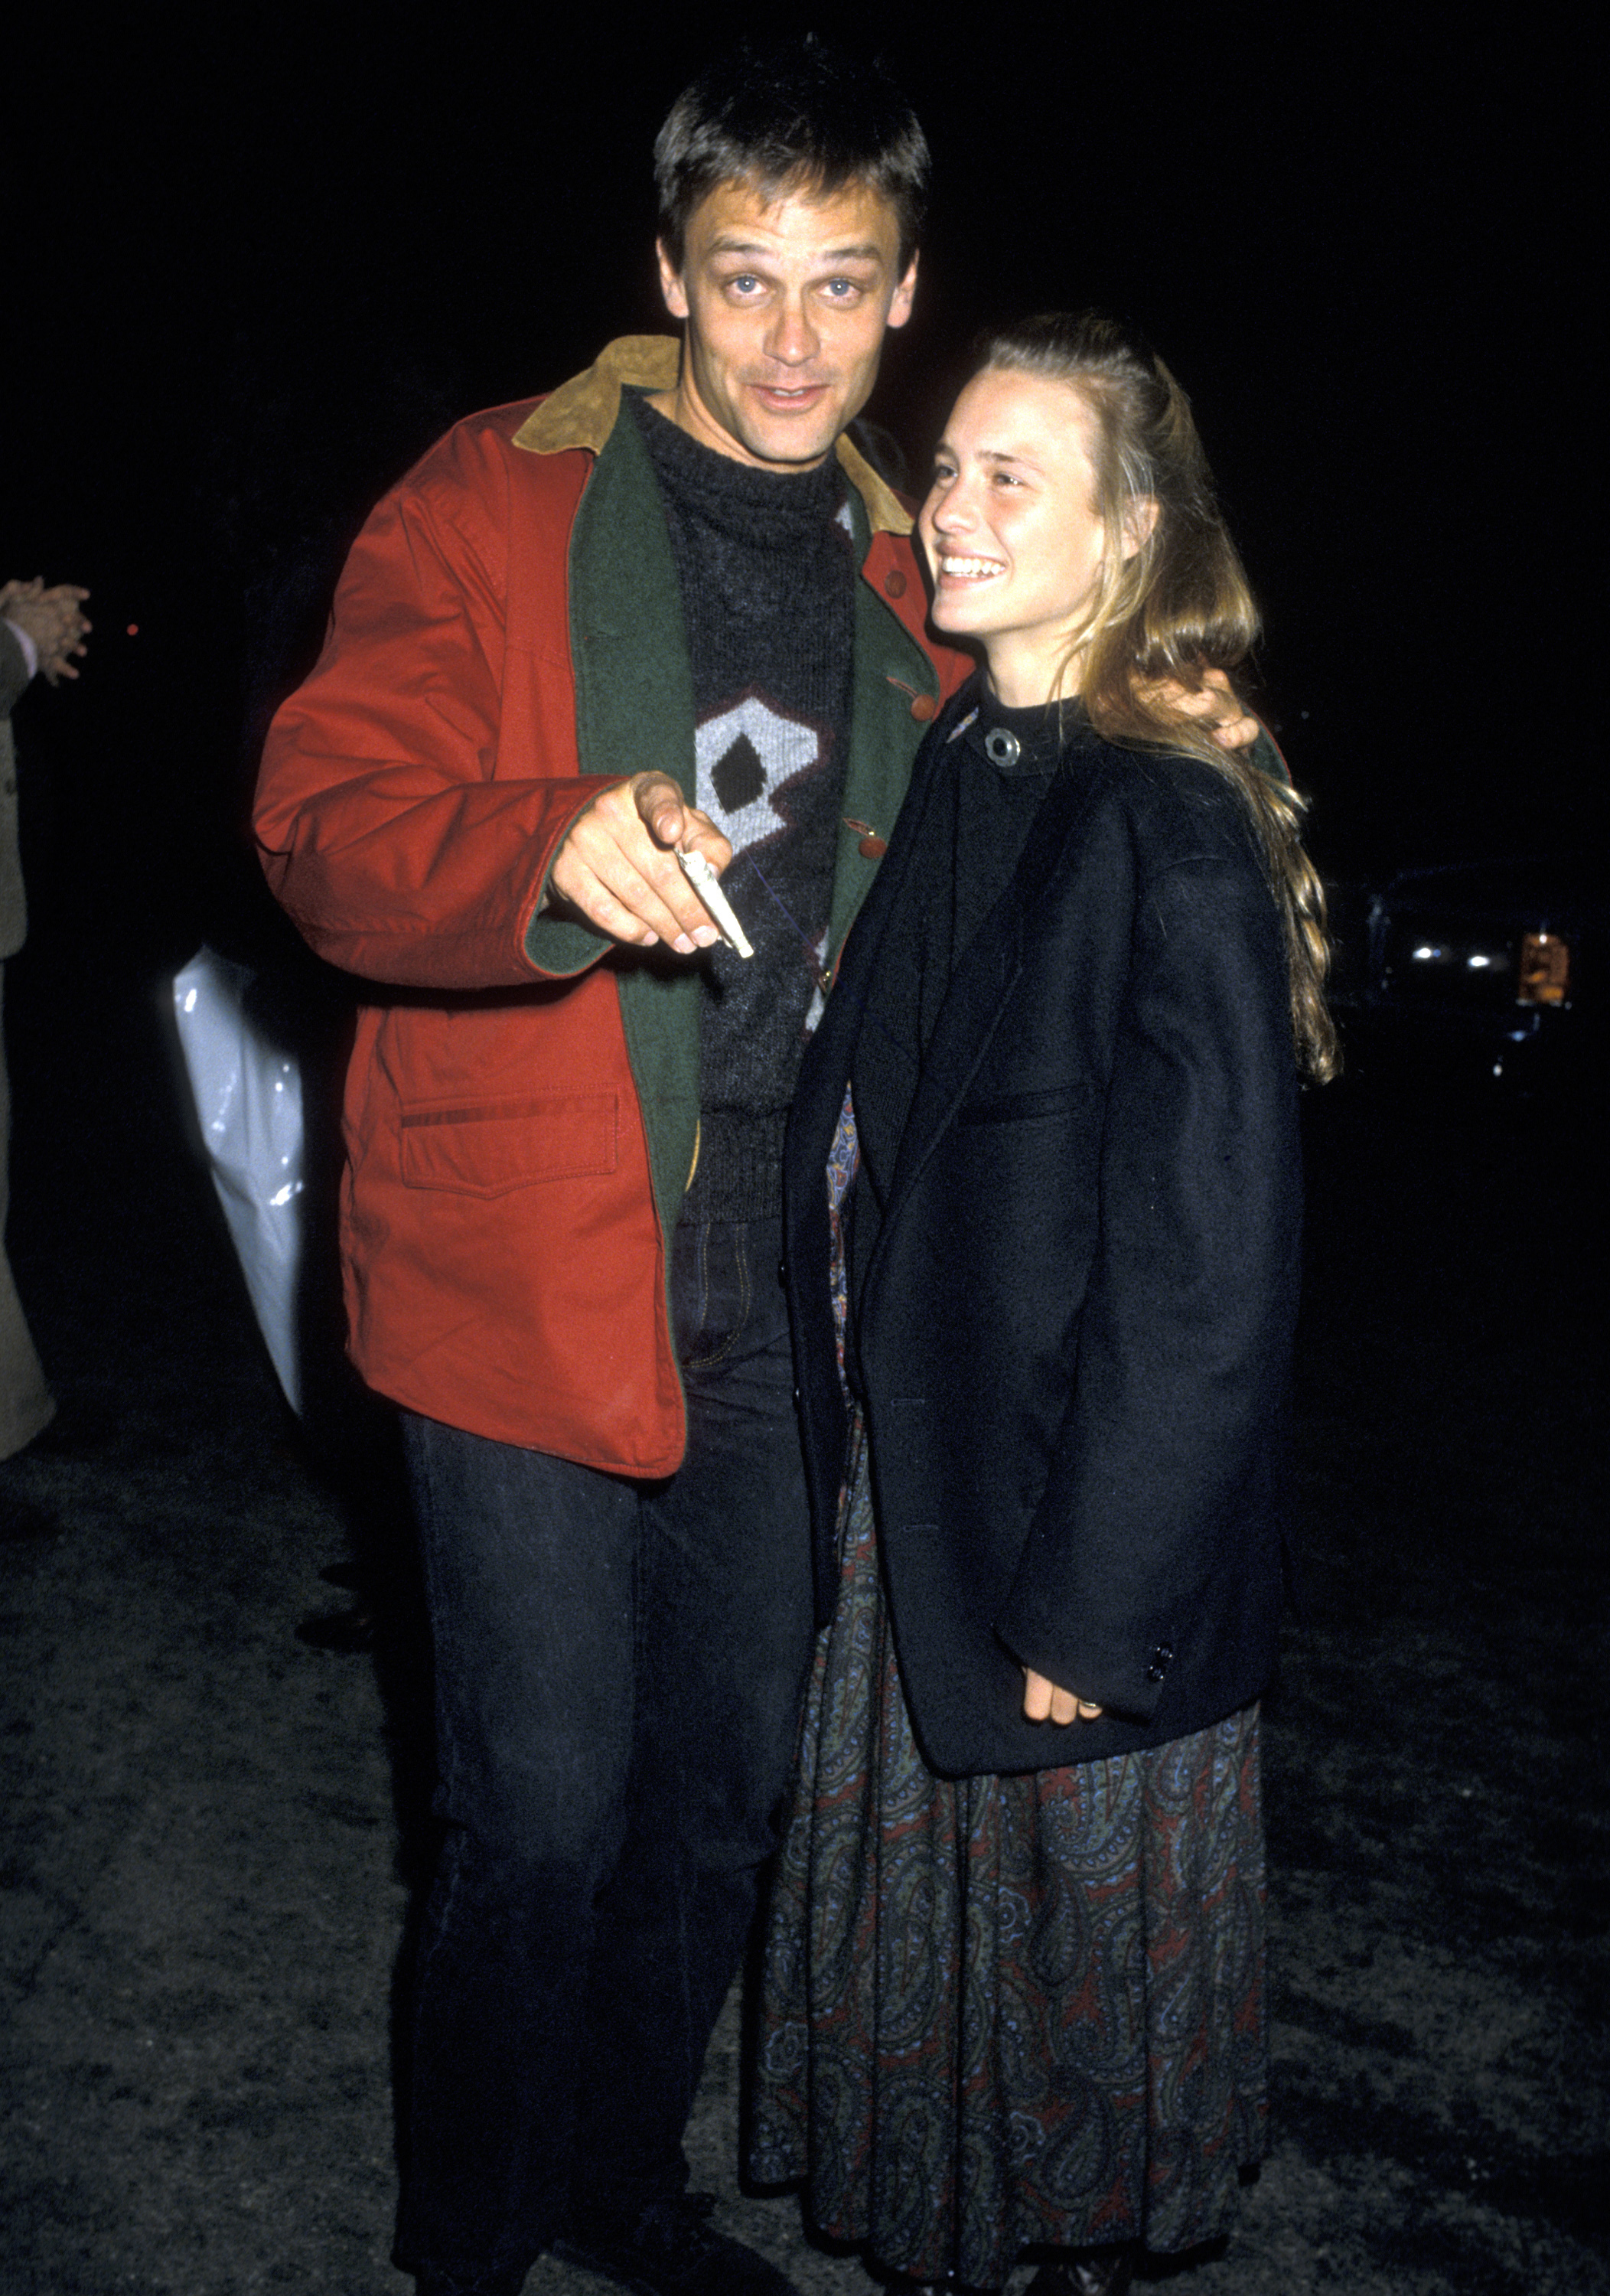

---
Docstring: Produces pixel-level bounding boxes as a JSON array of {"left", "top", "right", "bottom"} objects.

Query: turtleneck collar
[
  {"left": 950, "top": 678, "right": 1092, "bottom": 778},
  {"left": 627, "top": 388, "right": 846, "bottom": 543}
]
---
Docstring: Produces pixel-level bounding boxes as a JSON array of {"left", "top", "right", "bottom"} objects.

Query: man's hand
[
  {"left": 2, "top": 578, "right": 91, "bottom": 683},
  {"left": 548, "top": 772, "right": 734, "bottom": 952},
  {"left": 1022, "top": 1668, "right": 1104, "bottom": 1725},
  {"left": 1141, "top": 666, "right": 1258, "bottom": 752}
]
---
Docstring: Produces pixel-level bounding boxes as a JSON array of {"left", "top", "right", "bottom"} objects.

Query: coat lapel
[
  {"left": 875, "top": 747, "right": 1110, "bottom": 1236},
  {"left": 813, "top": 722, "right": 953, "bottom": 1202}
]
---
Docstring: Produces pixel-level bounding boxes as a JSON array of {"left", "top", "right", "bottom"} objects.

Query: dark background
[
  {"left": 2, "top": 18, "right": 1605, "bottom": 2289},
  {"left": 2, "top": 5, "right": 1597, "bottom": 970}
]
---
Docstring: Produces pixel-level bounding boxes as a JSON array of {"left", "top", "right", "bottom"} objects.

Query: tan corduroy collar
[{"left": 512, "top": 334, "right": 911, "bottom": 536}]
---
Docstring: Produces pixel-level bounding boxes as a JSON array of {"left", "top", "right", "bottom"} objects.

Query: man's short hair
[{"left": 654, "top": 35, "right": 929, "bottom": 273}]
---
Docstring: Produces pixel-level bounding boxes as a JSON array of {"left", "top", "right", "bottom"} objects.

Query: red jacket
[{"left": 255, "top": 338, "right": 970, "bottom": 1473}]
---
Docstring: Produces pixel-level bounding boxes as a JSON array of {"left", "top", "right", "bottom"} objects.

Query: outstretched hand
[
  {"left": 2, "top": 578, "right": 91, "bottom": 683},
  {"left": 548, "top": 771, "right": 734, "bottom": 952},
  {"left": 1022, "top": 1668, "right": 1104, "bottom": 1725}
]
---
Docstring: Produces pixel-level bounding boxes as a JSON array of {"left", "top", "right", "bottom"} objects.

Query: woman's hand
[
  {"left": 3, "top": 577, "right": 91, "bottom": 683},
  {"left": 1022, "top": 1668, "right": 1103, "bottom": 1725}
]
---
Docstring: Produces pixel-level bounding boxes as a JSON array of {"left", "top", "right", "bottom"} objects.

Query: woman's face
[{"left": 918, "top": 368, "right": 1110, "bottom": 709}]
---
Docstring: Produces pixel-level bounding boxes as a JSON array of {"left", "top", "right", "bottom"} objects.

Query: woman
[{"left": 750, "top": 313, "right": 1335, "bottom": 2296}]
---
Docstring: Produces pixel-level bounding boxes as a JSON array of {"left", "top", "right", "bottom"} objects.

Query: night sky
[{"left": 5, "top": 8, "right": 1592, "bottom": 961}]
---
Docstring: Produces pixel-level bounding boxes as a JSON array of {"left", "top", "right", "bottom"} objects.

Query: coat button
[
  {"left": 1146, "top": 1642, "right": 1175, "bottom": 1684},
  {"left": 883, "top": 569, "right": 908, "bottom": 598},
  {"left": 909, "top": 693, "right": 937, "bottom": 722}
]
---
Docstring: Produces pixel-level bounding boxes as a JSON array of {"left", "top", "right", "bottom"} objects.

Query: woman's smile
[{"left": 932, "top": 552, "right": 1008, "bottom": 583}]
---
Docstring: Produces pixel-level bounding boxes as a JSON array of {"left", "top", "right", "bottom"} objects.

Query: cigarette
[{"left": 676, "top": 848, "right": 753, "bottom": 959}]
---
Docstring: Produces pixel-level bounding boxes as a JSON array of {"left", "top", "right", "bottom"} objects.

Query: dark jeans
[{"left": 394, "top": 1213, "right": 816, "bottom": 2285}]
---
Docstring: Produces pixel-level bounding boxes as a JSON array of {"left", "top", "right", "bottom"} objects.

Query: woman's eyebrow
[
  {"left": 979, "top": 445, "right": 1045, "bottom": 474},
  {"left": 930, "top": 441, "right": 1045, "bottom": 474}
]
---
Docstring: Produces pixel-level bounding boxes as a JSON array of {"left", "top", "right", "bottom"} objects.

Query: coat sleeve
[
  {"left": 993, "top": 840, "right": 1303, "bottom": 1721},
  {"left": 0, "top": 620, "right": 31, "bottom": 718},
  {"left": 253, "top": 422, "right": 619, "bottom": 990}
]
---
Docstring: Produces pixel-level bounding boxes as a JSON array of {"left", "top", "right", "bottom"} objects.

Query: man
[
  {"left": 257, "top": 42, "right": 962, "bottom": 2296},
  {"left": 0, "top": 575, "right": 89, "bottom": 1520},
  {"left": 256, "top": 38, "right": 1253, "bottom": 2296}
]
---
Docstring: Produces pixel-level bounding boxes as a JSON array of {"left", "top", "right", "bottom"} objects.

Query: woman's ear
[{"left": 1120, "top": 496, "right": 1160, "bottom": 562}]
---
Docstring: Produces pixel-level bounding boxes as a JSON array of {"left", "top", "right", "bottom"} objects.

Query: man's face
[{"left": 655, "top": 176, "right": 917, "bottom": 471}]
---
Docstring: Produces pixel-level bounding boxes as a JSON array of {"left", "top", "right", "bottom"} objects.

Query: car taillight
[{"left": 1517, "top": 931, "right": 1569, "bottom": 1006}]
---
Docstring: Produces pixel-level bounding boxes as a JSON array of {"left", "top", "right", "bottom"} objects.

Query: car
[{"left": 1325, "top": 856, "right": 1599, "bottom": 1091}]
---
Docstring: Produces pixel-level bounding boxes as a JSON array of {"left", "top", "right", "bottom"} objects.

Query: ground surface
[{"left": 2, "top": 946, "right": 1605, "bottom": 2295}]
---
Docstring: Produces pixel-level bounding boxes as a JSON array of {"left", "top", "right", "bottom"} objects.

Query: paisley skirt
[{"left": 749, "top": 1414, "right": 1269, "bottom": 2288}]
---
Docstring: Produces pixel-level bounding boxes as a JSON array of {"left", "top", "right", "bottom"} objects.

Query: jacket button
[
  {"left": 909, "top": 693, "right": 937, "bottom": 722},
  {"left": 1146, "top": 1642, "right": 1175, "bottom": 1684},
  {"left": 883, "top": 569, "right": 908, "bottom": 598}
]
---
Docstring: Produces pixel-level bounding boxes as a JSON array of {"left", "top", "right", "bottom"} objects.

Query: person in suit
[
  {"left": 751, "top": 314, "right": 1337, "bottom": 2296},
  {"left": 0, "top": 576, "right": 88, "bottom": 1510}
]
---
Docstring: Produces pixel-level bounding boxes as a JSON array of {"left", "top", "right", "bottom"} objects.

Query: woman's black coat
[{"left": 783, "top": 704, "right": 1305, "bottom": 1776}]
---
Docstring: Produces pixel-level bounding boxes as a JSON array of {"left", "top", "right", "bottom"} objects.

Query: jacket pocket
[
  {"left": 956, "top": 1083, "right": 1093, "bottom": 1125},
  {"left": 399, "top": 1091, "right": 618, "bottom": 1196}
]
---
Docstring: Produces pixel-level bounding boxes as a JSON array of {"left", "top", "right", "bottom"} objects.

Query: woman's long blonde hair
[{"left": 976, "top": 311, "right": 1338, "bottom": 1081}]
